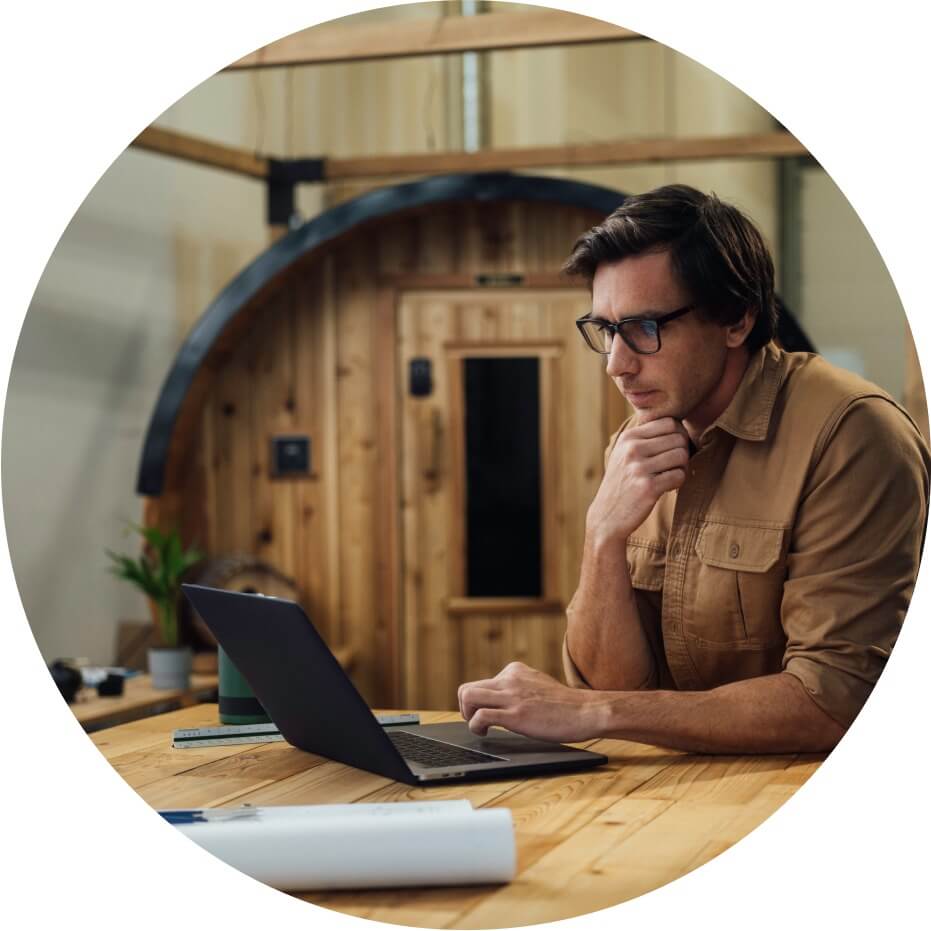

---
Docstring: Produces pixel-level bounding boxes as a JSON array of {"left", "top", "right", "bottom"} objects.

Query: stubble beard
[{"left": 621, "top": 352, "right": 728, "bottom": 425}]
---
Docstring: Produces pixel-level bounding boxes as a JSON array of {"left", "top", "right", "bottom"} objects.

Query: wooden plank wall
[
  {"left": 397, "top": 290, "right": 607, "bottom": 710},
  {"left": 165, "top": 202, "right": 611, "bottom": 706}
]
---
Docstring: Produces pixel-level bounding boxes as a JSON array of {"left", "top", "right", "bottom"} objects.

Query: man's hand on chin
[{"left": 457, "top": 662, "right": 603, "bottom": 743}]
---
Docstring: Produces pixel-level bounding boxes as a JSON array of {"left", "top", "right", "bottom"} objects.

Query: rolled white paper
[{"left": 164, "top": 801, "right": 516, "bottom": 891}]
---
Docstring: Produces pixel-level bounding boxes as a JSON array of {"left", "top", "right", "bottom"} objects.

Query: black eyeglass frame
[{"left": 575, "top": 304, "right": 695, "bottom": 355}]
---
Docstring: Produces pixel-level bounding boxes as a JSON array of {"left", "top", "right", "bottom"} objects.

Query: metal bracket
[{"left": 266, "top": 158, "right": 326, "bottom": 226}]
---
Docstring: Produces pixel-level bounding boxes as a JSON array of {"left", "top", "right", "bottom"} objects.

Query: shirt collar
[{"left": 707, "top": 341, "right": 788, "bottom": 443}]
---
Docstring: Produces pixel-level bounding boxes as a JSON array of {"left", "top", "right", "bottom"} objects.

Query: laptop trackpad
[{"left": 409, "top": 721, "right": 571, "bottom": 758}]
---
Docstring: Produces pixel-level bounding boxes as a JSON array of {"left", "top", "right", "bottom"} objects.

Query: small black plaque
[{"left": 475, "top": 274, "right": 524, "bottom": 287}]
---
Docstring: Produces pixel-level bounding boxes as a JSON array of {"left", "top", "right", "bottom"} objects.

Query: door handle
[{"left": 420, "top": 407, "right": 442, "bottom": 493}]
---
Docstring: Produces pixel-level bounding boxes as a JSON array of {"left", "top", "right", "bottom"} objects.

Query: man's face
[{"left": 590, "top": 250, "right": 735, "bottom": 423}]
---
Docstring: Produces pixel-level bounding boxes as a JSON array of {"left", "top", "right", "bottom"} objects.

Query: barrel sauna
[{"left": 138, "top": 172, "right": 812, "bottom": 710}]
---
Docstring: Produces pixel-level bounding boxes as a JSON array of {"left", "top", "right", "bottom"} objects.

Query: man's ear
[{"left": 725, "top": 309, "right": 756, "bottom": 348}]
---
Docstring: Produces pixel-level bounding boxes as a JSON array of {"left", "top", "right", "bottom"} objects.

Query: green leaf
[
  {"left": 136, "top": 523, "right": 167, "bottom": 553},
  {"left": 107, "top": 522, "right": 204, "bottom": 643}
]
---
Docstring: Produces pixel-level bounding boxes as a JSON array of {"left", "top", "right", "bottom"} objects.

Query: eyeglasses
[{"left": 575, "top": 304, "right": 694, "bottom": 355}]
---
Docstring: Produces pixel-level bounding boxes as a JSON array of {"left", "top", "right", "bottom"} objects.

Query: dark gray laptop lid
[{"left": 181, "top": 584, "right": 416, "bottom": 784}]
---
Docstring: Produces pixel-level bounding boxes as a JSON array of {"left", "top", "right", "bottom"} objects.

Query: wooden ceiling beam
[
  {"left": 323, "top": 132, "right": 810, "bottom": 179},
  {"left": 227, "top": 9, "right": 640, "bottom": 69},
  {"left": 132, "top": 126, "right": 269, "bottom": 179},
  {"left": 129, "top": 128, "right": 809, "bottom": 183}
]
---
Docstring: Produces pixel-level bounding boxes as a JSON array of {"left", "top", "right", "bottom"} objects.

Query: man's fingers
[
  {"left": 631, "top": 415, "right": 692, "bottom": 441},
  {"left": 604, "top": 431, "right": 688, "bottom": 477},
  {"left": 629, "top": 416, "right": 681, "bottom": 438},
  {"left": 646, "top": 447, "right": 690, "bottom": 475},
  {"left": 634, "top": 408, "right": 670, "bottom": 428},
  {"left": 459, "top": 685, "right": 511, "bottom": 722},
  {"left": 653, "top": 467, "right": 687, "bottom": 494},
  {"left": 468, "top": 709, "right": 493, "bottom": 737},
  {"left": 458, "top": 677, "right": 500, "bottom": 703},
  {"left": 458, "top": 678, "right": 507, "bottom": 720},
  {"left": 467, "top": 706, "right": 514, "bottom": 737},
  {"left": 635, "top": 432, "right": 690, "bottom": 459}
]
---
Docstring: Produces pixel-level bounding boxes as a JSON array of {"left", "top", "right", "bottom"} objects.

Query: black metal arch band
[{"left": 135, "top": 172, "right": 813, "bottom": 496}]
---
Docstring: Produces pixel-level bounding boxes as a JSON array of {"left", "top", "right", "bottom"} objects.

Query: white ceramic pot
[{"left": 148, "top": 646, "right": 193, "bottom": 690}]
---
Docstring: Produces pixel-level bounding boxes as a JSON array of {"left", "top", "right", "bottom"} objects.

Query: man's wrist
[
  {"left": 584, "top": 523, "right": 630, "bottom": 553},
  {"left": 580, "top": 692, "right": 621, "bottom": 740}
]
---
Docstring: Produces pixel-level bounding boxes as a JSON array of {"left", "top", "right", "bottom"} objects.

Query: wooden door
[{"left": 397, "top": 288, "right": 626, "bottom": 710}]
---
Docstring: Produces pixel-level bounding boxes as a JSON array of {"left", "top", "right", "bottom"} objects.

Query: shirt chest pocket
[{"left": 688, "top": 521, "right": 787, "bottom": 648}]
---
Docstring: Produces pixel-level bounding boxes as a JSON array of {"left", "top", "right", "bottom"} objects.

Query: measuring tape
[{"left": 171, "top": 714, "right": 421, "bottom": 749}]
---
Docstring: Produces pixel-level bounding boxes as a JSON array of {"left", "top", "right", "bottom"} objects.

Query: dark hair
[{"left": 563, "top": 185, "right": 777, "bottom": 353}]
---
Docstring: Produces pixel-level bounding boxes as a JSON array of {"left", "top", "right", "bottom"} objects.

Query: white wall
[
  {"left": 796, "top": 165, "right": 906, "bottom": 400},
  {"left": 2, "top": 77, "right": 281, "bottom": 664}
]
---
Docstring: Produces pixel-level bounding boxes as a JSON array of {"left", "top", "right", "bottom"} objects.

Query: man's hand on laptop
[{"left": 458, "top": 662, "right": 602, "bottom": 743}]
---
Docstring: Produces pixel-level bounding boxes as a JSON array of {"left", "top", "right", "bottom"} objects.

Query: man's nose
[{"left": 605, "top": 333, "right": 640, "bottom": 378}]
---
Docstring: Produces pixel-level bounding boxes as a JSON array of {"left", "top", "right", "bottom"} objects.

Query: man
[{"left": 458, "top": 184, "right": 930, "bottom": 754}]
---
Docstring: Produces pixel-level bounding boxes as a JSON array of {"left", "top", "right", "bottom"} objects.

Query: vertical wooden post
[{"left": 374, "top": 286, "right": 402, "bottom": 706}]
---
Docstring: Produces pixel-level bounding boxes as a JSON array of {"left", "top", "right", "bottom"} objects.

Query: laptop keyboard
[{"left": 388, "top": 730, "right": 506, "bottom": 768}]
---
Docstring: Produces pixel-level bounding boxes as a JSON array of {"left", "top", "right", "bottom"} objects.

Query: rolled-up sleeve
[
  {"left": 563, "top": 587, "right": 670, "bottom": 689},
  {"left": 562, "top": 634, "right": 592, "bottom": 689},
  {"left": 782, "top": 397, "right": 930, "bottom": 727}
]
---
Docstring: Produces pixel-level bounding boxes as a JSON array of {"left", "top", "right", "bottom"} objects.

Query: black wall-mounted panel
[{"left": 271, "top": 435, "right": 311, "bottom": 477}]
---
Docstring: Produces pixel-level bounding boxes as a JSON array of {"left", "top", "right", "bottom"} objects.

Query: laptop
[{"left": 182, "top": 584, "right": 608, "bottom": 786}]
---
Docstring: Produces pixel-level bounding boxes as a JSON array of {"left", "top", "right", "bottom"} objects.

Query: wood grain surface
[
  {"left": 93, "top": 704, "right": 823, "bottom": 927},
  {"left": 71, "top": 674, "right": 218, "bottom": 731},
  {"left": 228, "top": 8, "right": 639, "bottom": 69}
]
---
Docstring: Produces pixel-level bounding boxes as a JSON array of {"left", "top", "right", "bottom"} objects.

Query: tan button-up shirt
[{"left": 564, "top": 342, "right": 930, "bottom": 728}]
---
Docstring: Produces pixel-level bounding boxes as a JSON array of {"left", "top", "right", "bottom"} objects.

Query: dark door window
[{"left": 463, "top": 357, "right": 542, "bottom": 597}]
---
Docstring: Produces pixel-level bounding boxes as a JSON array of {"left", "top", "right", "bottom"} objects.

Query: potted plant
[{"left": 107, "top": 524, "right": 203, "bottom": 689}]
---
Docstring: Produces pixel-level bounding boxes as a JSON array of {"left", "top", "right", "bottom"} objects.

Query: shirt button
[
  {"left": 729, "top": 543, "right": 740, "bottom": 559},
  {"left": 671, "top": 543, "right": 681, "bottom": 558}
]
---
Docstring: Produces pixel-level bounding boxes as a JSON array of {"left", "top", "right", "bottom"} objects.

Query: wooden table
[
  {"left": 92, "top": 704, "right": 823, "bottom": 927},
  {"left": 72, "top": 674, "right": 218, "bottom": 732}
]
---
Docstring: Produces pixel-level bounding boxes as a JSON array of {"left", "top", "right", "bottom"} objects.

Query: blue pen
[
  {"left": 159, "top": 808, "right": 258, "bottom": 825},
  {"left": 159, "top": 810, "right": 206, "bottom": 825}
]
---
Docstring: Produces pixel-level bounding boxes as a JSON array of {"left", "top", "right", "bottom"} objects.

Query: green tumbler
[{"left": 218, "top": 645, "right": 271, "bottom": 725}]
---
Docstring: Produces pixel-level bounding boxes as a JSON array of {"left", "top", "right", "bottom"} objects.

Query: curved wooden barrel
[{"left": 184, "top": 556, "right": 299, "bottom": 648}]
